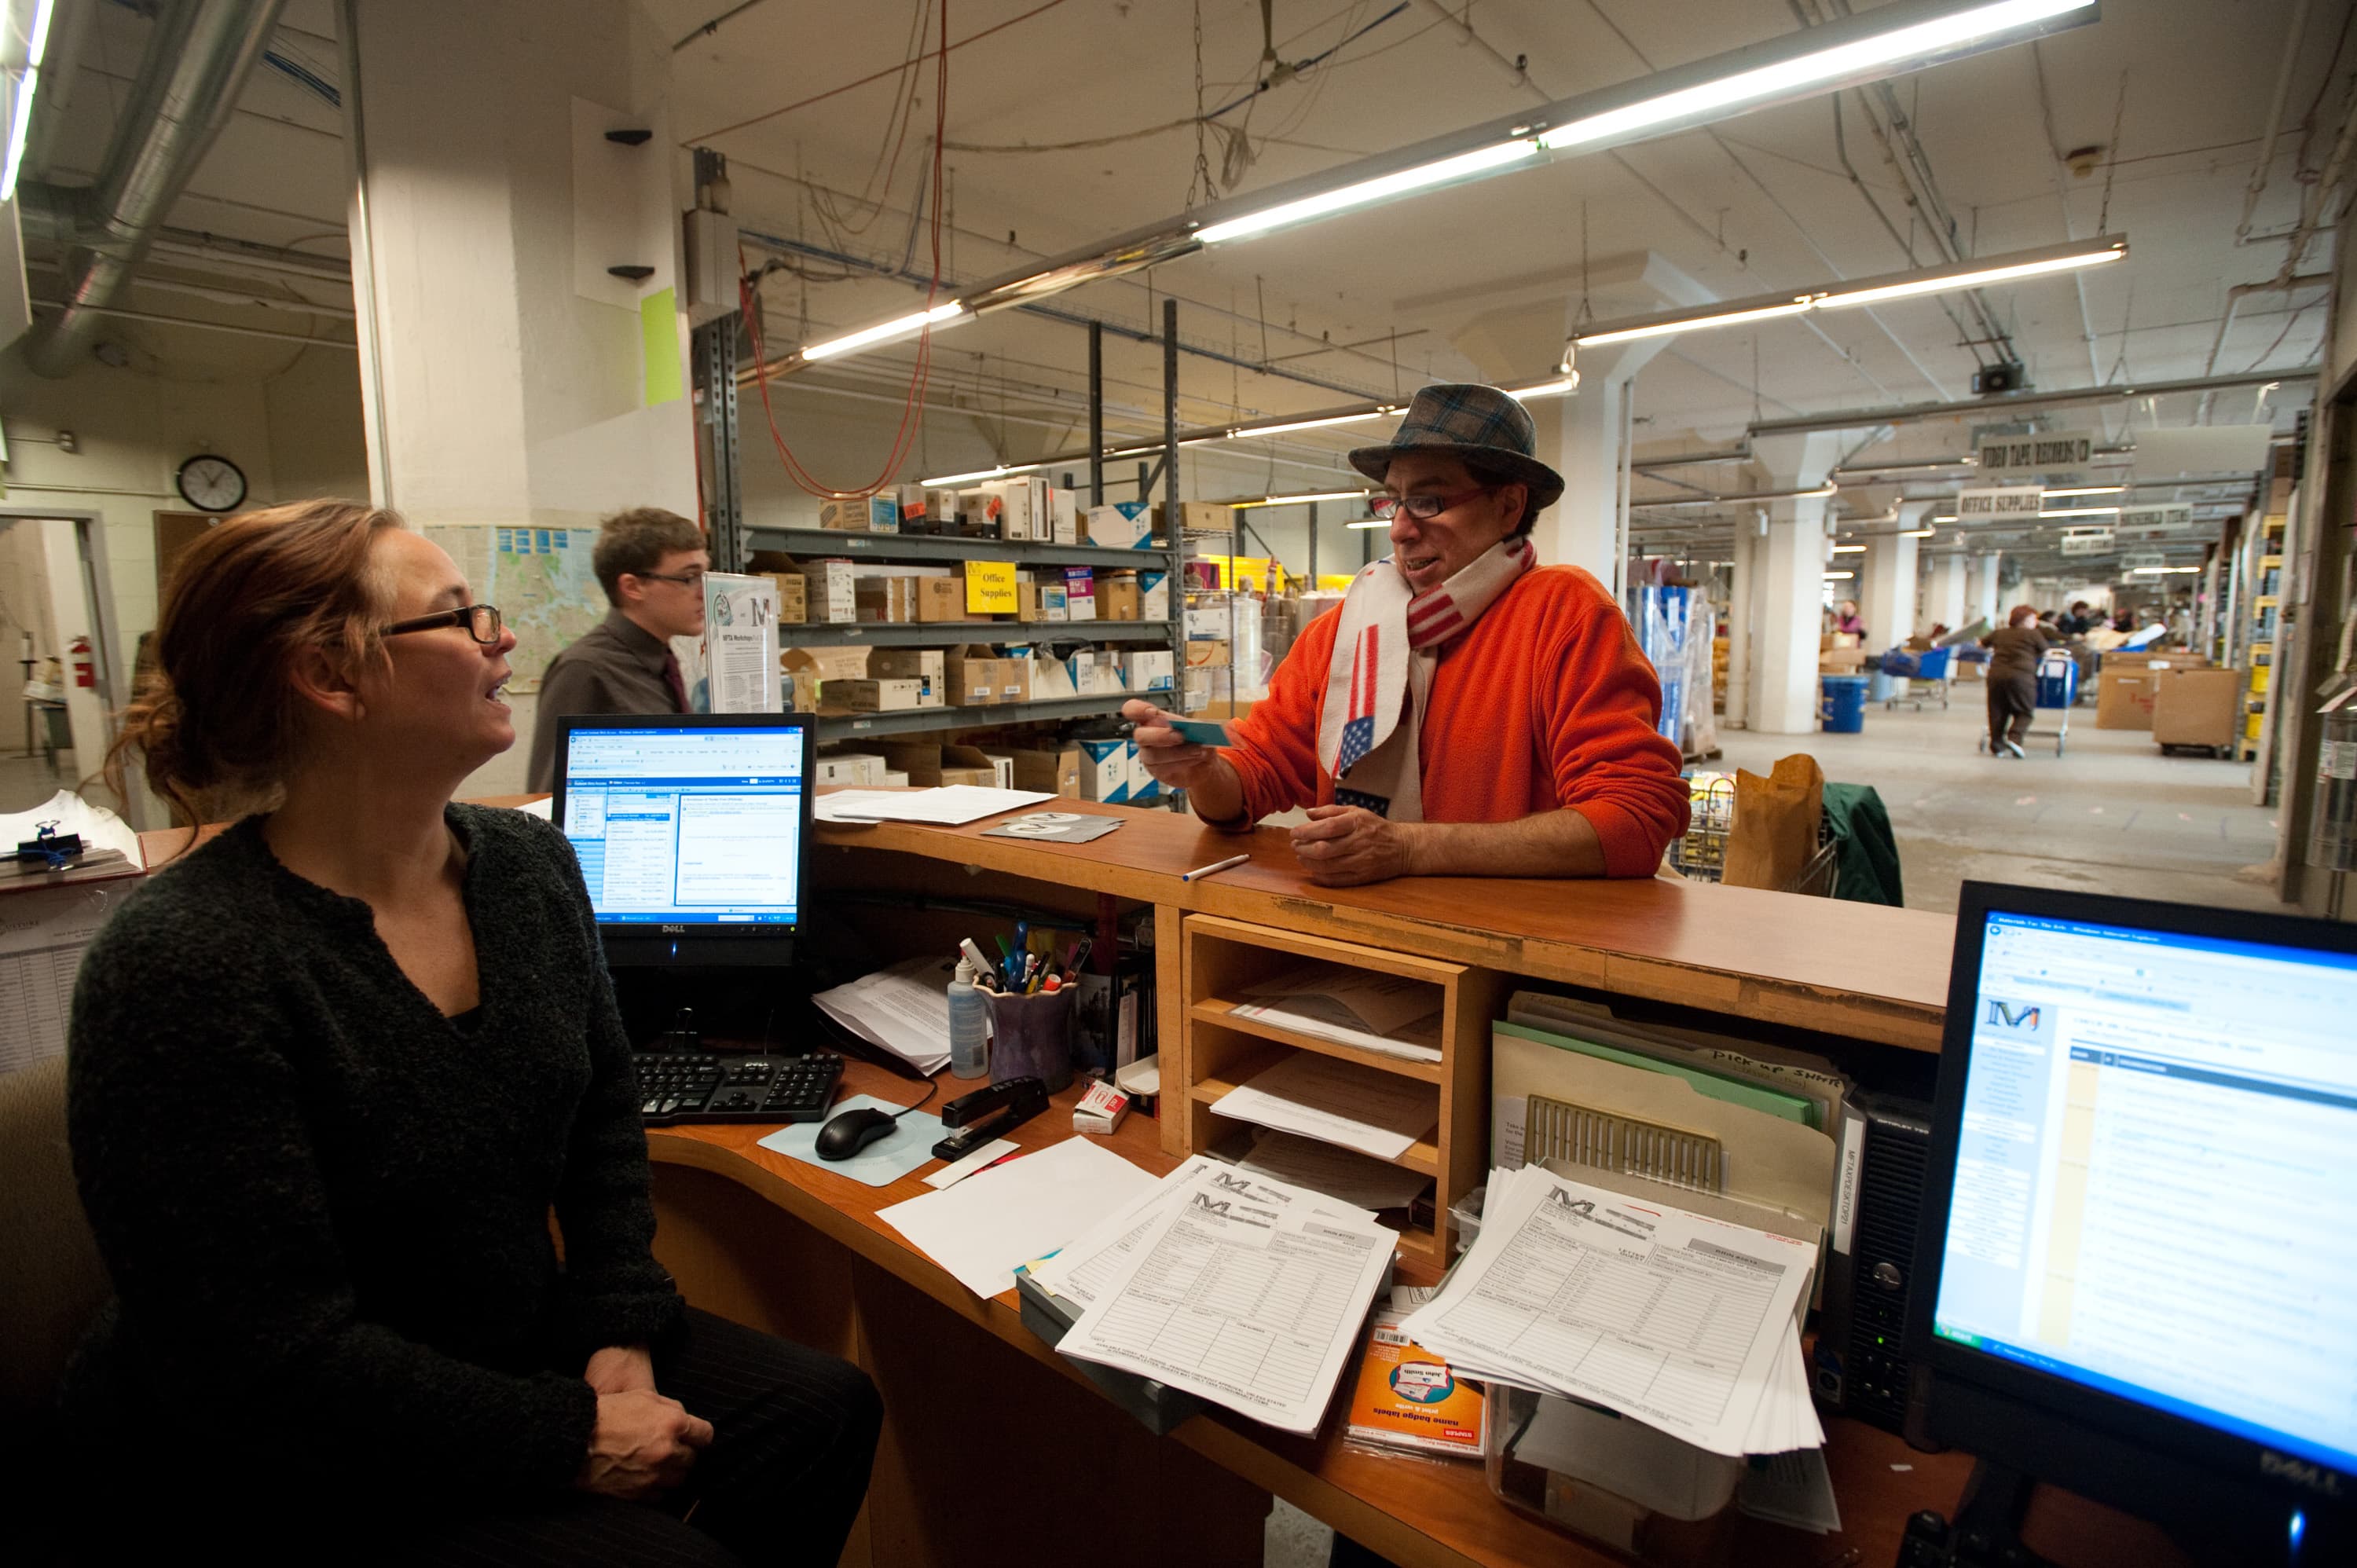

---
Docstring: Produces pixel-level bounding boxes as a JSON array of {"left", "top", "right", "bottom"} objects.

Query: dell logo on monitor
[
  {"left": 660, "top": 925, "right": 687, "bottom": 934},
  {"left": 1986, "top": 1000, "right": 2041, "bottom": 1029},
  {"left": 2260, "top": 1453, "right": 2345, "bottom": 1497}
]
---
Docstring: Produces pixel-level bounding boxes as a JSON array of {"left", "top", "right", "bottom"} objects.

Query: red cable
[{"left": 740, "top": 0, "right": 951, "bottom": 501}]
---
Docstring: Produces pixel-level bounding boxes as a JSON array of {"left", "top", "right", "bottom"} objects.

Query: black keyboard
[
  {"left": 1895, "top": 1510, "right": 2056, "bottom": 1568},
  {"left": 633, "top": 1051, "right": 844, "bottom": 1126}
]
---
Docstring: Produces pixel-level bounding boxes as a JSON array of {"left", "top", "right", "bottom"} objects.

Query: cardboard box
[
  {"left": 896, "top": 485, "right": 959, "bottom": 534},
  {"left": 979, "top": 751, "right": 1017, "bottom": 789},
  {"left": 1185, "top": 638, "right": 1231, "bottom": 669},
  {"left": 1819, "top": 647, "right": 1868, "bottom": 672},
  {"left": 1120, "top": 648, "right": 1175, "bottom": 693},
  {"left": 869, "top": 648, "right": 947, "bottom": 700},
  {"left": 830, "top": 678, "right": 928, "bottom": 713},
  {"left": 1050, "top": 486, "right": 1079, "bottom": 545},
  {"left": 797, "top": 558, "right": 859, "bottom": 624},
  {"left": 1086, "top": 501, "right": 1157, "bottom": 549},
  {"left": 1017, "top": 584, "right": 1069, "bottom": 621},
  {"left": 882, "top": 742, "right": 999, "bottom": 788},
  {"left": 2096, "top": 667, "right": 2161, "bottom": 730},
  {"left": 1178, "top": 500, "right": 1230, "bottom": 537},
  {"left": 760, "top": 573, "right": 808, "bottom": 625},
  {"left": 2105, "top": 650, "right": 2209, "bottom": 669},
  {"left": 999, "top": 477, "right": 1045, "bottom": 542},
  {"left": 782, "top": 645, "right": 871, "bottom": 687},
  {"left": 1100, "top": 576, "right": 1142, "bottom": 621},
  {"left": 2153, "top": 667, "right": 2242, "bottom": 749},
  {"left": 1008, "top": 744, "right": 1081, "bottom": 798},
  {"left": 1139, "top": 570, "right": 1170, "bottom": 622},
  {"left": 782, "top": 672, "right": 816, "bottom": 713},
  {"left": 914, "top": 577, "right": 965, "bottom": 623},
  {"left": 813, "top": 752, "right": 887, "bottom": 786},
  {"left": 944, "top": 645, "right": 1033, "bottom": 706},
  {"left": 1184, "top": 605, "right": 1229, "bottom": 639},
  {"left": 819, "top": 496, "right": 899, "bottom": 532},
  {"left": 1126, "top": 739, "right": 1157, "bottom": 804},
  {"left": 1062, "top": 568, "right": 1096, "bottom": 620},
  {"left": 882, "top": 770, "right": 910, "bottom": 789},
  {"left": 854, "top": 574, "right": 916, "bottom": 623},
  {"left": 1078, "top": 738, "right": 1129, "bottom": 803},
  {"left": 957, "top": 488, "right": 1004, "bottom": 537}
]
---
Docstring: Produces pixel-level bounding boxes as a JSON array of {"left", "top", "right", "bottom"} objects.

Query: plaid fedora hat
[{"left": 1347, "top": 383, "right": 1565, "bottom": 515}]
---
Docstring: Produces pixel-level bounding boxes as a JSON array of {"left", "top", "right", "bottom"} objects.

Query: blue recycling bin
[
  {"left": 2036, "top": 653, "right": 2077, "bottom": 709},
  {"left": 1820, "top": 674, "right": 1869, "bottom": 733}
]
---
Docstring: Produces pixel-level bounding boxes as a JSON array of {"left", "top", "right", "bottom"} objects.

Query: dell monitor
[
  {"left": 554, "top": 713, "right": 812, "bottom": 969},
  {"left": 1908, "top": 882, "right": 2357, "bottom": 1561}
]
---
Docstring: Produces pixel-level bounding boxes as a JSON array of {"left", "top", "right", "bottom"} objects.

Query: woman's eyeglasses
[
  {"left": 387, "top": 604, "right": 503, "bottom": 645},
  {"left": 1368, "top": 486, "right": 1495, "bottom": 522}
]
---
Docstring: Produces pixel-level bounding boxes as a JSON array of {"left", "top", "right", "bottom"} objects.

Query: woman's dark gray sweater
[{"left": 62, "top": 804, "right": 684, "bottom": 1499}]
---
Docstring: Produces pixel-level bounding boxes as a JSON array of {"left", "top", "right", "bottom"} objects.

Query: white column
[
  {"left": 1924, "top": 554, "right": 1970, "bottom": 634},
  {"left": 1969, "top": 552, "right": 2003, "bottom": 627},
  {"left": 1549, "top": 338, "right": 1670, "bottom": 589},
  {"left": 1749, "top": 433, "right": 1843, "bottom": 735},
  {"left": 348, "top": 0, "right": 695, "bottom": 792},
  {"left": 1859, "top": 500, "right": 1926, "bottom": 651},
  {"left": 1725, "top": 513, "right": 1757, "bottom": 729}
]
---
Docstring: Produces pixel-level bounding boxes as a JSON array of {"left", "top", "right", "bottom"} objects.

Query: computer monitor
[
  {"left": 1908, "top": 882, "right": 2357, "bottom": 1557},
  {"left": 553, "top": 713, "right": 812, "bottom": 969}
]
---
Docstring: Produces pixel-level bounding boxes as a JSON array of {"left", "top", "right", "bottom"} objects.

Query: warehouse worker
[
  {"left": 526, "top": 507, "right": 709, "bottom": 791},
  {"left": 1980, "top": 603, "right": 2062, "bottom": 758},
  {"left": 1125, "top": 383, "right": 1690, "bottom": 888}
]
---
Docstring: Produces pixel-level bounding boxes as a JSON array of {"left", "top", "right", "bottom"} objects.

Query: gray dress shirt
[{"left": 526, "top": 610, "right": 684, "bottom": 791}]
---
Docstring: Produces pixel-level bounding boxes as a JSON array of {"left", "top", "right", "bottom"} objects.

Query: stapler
[{"left": 933, "top": 1075, "right": 1047, "bottom": 1162}]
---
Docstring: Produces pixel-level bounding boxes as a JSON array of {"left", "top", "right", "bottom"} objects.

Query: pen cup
[{"left": 985, "top": 987, "right": 1075, "bottom": 1094}]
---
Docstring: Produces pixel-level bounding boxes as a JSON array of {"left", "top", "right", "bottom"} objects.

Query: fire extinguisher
[{"left": 69, "top": 636, "right": 94, "bottom": 689}]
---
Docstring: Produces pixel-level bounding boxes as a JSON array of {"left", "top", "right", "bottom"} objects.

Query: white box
[
  {"left": 1050, "top": 485, "right": 1079, "bottom": 544},
  {"left": 981, "top": 752, "right": 1016, "bottom": 789},
  {"left": 1086, "top": 503, "right": 1154, "bottom": 549},
  {"left": 1120, "top": 649, "right": 1175, "bottom": 693},
  {"left": 999, "top": 476, "right": 1047, "bottom": 541},
  {"left": 1139, "top": 570, "right": 1171, "bottom": 623},
  {"left": 803, "top": 558, "right": 859, "bottom": 625},
  {"left": 1126, "top": 739, "right": 1158, "bottom": 803},
  {"left": 1079, "top": 738, "right": 1129, "bottom": 803},
  {"left": 882, "top": 770, "right": 910, "bottom": 788},
  {"left": 1185, "top": 605, "right": 1230, "bottom": 639},
  {"left": 815, "top": 752, "right": 887, "bottom": 786}
]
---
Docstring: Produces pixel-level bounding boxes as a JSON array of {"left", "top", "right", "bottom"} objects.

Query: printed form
[
  {"left": 1402, "top": 1166, "right": 1815, "bottom": 1456},
  {"left": 1056, "top": 1168, "right": 1395, "bottom": 1434}
]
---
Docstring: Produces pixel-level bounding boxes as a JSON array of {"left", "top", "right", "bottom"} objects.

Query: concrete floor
[
  {"left": 1711, "top": 686, "right": 2290, "bottom": 915},
  {"left": 0, "top": 747, "right": 76, "bottom": 815}
]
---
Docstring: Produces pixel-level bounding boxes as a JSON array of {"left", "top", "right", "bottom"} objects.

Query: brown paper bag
[{"left": 1722, "top": 753, "right": 1824, "bottom": 891}]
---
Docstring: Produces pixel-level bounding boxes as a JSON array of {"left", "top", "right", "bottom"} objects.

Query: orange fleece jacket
[{"left": 1219, "top": 564, "right": 1691, "bottom": 877}]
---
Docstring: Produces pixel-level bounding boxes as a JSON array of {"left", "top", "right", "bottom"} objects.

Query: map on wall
[{"left": 421, "top": 526, "right": 604, "bottom": 692}]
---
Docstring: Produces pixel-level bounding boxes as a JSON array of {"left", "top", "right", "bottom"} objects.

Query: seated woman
[{"left": 64, "top": 500, "right": 879, "bottom": 1564}]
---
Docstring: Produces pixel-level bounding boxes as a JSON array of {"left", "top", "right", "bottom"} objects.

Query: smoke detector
[{"left": 2064, "top": 145, "right": 2103, "bottom": 180}]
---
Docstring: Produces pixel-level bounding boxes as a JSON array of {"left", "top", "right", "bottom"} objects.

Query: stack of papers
[
  {"left": 878, "top": 1137, "right": 1160, "bottom": 1299},
  {"left": 1400, "top": 1164, "right": 1823, "bottom": 1458},
  {"left": 811, "top": 955, "right": 959, "bottom": 1075},
  {"left": 1211, "top": 1052, "right": 1438, "bottom": 1162},
  {"left": 815, "top": 786, "right": 1052, "bottom": 825},
  {"left": 1230, "top": 963, "right": 1444, "bottom": 1063},
  {"left": 1235, "top": 1129, "right": 1432, "bottom": 1214},
  {"left": 1035, "top": 1157, "right": 1397, "bottom": 1434}
]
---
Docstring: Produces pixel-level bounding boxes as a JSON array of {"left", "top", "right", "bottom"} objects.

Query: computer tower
[{"left": 1813, "top": 1090, "right": 1936, "bottom": 1445}]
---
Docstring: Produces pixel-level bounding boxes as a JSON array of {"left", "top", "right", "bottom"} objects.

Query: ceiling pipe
[
  {"left": 2235, "top": 0, "right": 2313, "bottom": 247},
  {"left": 21, "top": 0, "right": 291, "bottom": 379},
  {"left": 1748, "top": 370, "right": 2315, "bottom": 439}
]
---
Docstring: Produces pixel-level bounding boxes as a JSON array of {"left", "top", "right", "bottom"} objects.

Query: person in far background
[
  {"left": 2113, "top": 606, "right": 2137, "bottom": 633},
  {"left": 1831, "top": 599, "right": 1866, "bottom": 640},
  {"left": 2060, "top": 599, "right": 2094, "bottom": 636},
  {"left": 526, "top": 507, "right": 709, "bottom": 792},
  {"left": 1980, "top": 604, "right": 2062, "bottom": 758}
]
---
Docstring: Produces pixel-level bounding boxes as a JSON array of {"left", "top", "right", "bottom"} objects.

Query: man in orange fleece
[{"left": 1124, "top": 383, "right": 1688, "bottom": 888}]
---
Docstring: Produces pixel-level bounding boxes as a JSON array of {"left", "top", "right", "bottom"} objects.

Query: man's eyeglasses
[
  {"left": 632, "top": 570, "right": 706, "bottom": 591},
  {"left": 1369, "top": 486, "right": 1495, "bottom": 522},
  {"left": 387, "top": 604, "right": 503, "bottom": 645}
]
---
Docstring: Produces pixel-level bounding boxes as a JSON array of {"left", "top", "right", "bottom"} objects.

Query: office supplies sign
[
  {"left": 1957, "top": 485, "right": 2044, "bottom": 519},
  {"left": 1976, "top": 430, "right": 2093, "bottom": 478},
  {"left": 964, "top": 559, "right": 1017, "bottom": 614}
]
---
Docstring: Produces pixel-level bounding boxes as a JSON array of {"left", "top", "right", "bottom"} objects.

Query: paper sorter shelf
[{"left": 1189, "top": 998, "right": 1446, "bottom": 1083}]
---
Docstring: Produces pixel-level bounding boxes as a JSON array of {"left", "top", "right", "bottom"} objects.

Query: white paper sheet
[
  {"left": 922, "top": 1139, "right": 1018, "bottom": 1189},
  {"left": 1055, "top": 1171, "right": 1397, "bottom": 1434},
  {"left": 0, "top": 789, "right": 142, "bottom": 866},
  {"left": 1237, "top": 1129, "right": 1434, "bottom": 1213},
  {"left": 515, "top": 797, "right": 554, "bottom": 820},
  {"left": 1212, "top": 1051, "right": 1438, "bottom": 1162},
  {"left": 0, "top": 880, "right": 123, "bottom": 1075},
  {"left": 1400, "top": 1165, "right": 1818, "bottom": 1457},
  {"left": 1738, "top": 1446, "right": 1842, "bottom": 1533},
  {"left": 1230, "top": 963, "right": 1443, "bottom": 1063},
  {"left": 878, "top": 1136, "right": 1160, "bottom": 1299},
  {"left": 815, "top": 786, "right": 1053, "bottom": 826},
  {"left": 811, "top": 954, "right": 957, "bottom": 1075}
]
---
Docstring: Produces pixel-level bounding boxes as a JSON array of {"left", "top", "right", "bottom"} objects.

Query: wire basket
[{"left": 1669, "top": 771, "right": 1840, "bottom": 897}]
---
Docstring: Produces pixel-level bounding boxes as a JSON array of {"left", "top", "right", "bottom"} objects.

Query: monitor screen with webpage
[
  {"left": 554, "top": 714, "right": 812, "bottom": 966},
  {"left": 1913, "top": 883, "right": 2357, "bottom": 1541}
]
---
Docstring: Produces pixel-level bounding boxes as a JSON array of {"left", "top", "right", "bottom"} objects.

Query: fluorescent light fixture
[
  {"left": 1933, "top": 515, "right": 1959, "bottom": 522},
  {"left": 2130, "top": 565, "right": 2201, "bottom": 575},
  {"left": 2036, "top": 505, "right": 2121, "bottom": 518},
  {"left": 1505, "top": 376, "right": 1582, "bottom": 400},
  {"left": 1346, "top": 516, "right": 1391, "bottom": 529},
  {"left": 1835, "top": 458, "right": 1977, "bottom": 478},
  {"left": 1831, "top": 544, "right": 1868, "bottom": 554},
  {"left": 1194, "top": 139, "right": 1540, "bottom": 245},
  {"left": 1539, "top": 0, "right": 2095, "bottom": 154},
  {"left": 1575, "top": 234, "right": 2125, "bottom": 348},
  {"left": 800, "top": 300, "right": 966, "bottom": 362},
  {"left": 1229, "top": 409, "right": 1393, "bottom": 438},
  {"left": 1823, "top": 570, "right": 1857, "bottom": 580},
  {"left": 920, "top": 461, "right": 1047, "bottom": 486},
  {"left": 0, "top": 66, "right": 35, "bottom": 205},
  {"left": 1901, "top": 527, "right": 1937, "bottom": 537},
  {"left": 27, "top": 0, "right": 53, "bottom": 65},
  {"left": 1233, "top": 489, "right": 1369, "bottom": 509},
  {"left": 2042, "top": 485, "right": 2125, "bottom": 497}
]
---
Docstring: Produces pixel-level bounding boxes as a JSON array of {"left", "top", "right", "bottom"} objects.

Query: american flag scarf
[{"left": 1316, "top": 537, "right": 1535, "bottom": 821}]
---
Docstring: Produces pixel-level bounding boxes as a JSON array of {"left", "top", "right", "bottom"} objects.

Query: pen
[{"left": 1181, "top": 852, "right": 1250, "bottom": 882}]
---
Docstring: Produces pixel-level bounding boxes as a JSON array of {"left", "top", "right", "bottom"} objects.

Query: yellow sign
[{"left": 964, "top": 559, "right": 1017, "bottom": 615}]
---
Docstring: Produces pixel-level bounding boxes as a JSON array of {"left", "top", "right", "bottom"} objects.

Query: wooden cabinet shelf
[{"left": 1186, "top": 998, "right": 1447, "bottom": 1083}]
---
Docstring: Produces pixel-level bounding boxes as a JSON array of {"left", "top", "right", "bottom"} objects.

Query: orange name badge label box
[{"left": 1344, "top": 1308, "right": 1484, "bottom": 1458}]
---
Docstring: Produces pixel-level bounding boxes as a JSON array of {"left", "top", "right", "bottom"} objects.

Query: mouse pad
[{"left": 758, "top": 1094, "right": 948, "bottom": 1188}]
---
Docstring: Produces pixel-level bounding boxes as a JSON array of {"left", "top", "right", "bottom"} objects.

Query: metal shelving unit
[
  {"left": 782, "top": 619, "right": 1175, "bottom": 648},
  {"left": 746, "top": 527, "right": 1179, "bottom": 573},
  {"left": 816, "top": 691, "right": 1146, "bottom": 742}
]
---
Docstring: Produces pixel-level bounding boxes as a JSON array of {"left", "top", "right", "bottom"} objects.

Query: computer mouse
[{"left": 815, "top": 1107, "right": 899, "bottom": 1162}]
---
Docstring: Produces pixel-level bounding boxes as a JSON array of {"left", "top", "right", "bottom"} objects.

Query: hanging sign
[
  {"left": 1975, "top": 430, "right": 2095, "bottom": 478},
  {"left": 2058, "top": 528, "right": 2114, "bottom": 557},
  {"left": 1957, "top": 485, "right": 2045, "bottom": 519},
  {"left": 2117, "top": 504, "right": 2194, "bottom": 529}
]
